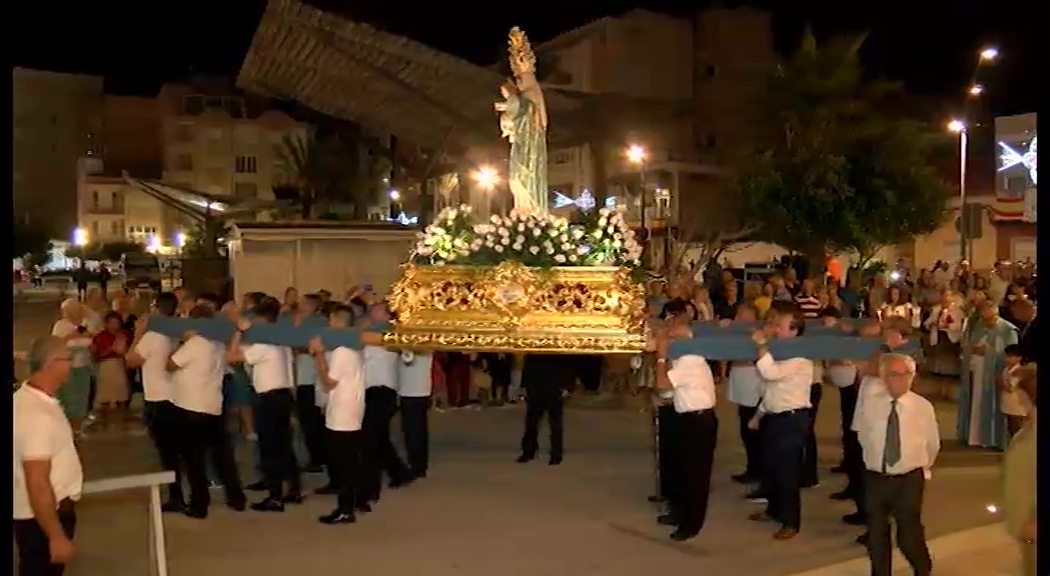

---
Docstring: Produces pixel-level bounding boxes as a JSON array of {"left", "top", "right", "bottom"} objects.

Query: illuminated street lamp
[
  {"left": 625, "top": 144, "right": 646, "bottom": 165},
  {"left": 146, "top": 235, "right": 161, "bottom": 254},
  {"left": 980, "top": 47, "right": 999, "bottom": 61},
  {"left": 73, "top": 227, "right": 89, "bottom": 247},
  {"left": 471, "top": 165, "right": 500, "bottom": 191},
  {"left": 968, "top": 84, "right": 984, "bottom": 96},
  {"left": 625, "top": 144, "right": 650, "bottom": 264},
  {"left": 389, "top": 189, "right": 401, "bottom": 202},
  {"left": 947, "top": 119, "right": 970, "bottom": 262}
]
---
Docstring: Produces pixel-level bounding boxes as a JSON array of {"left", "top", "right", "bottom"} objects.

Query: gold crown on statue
[{"left": 508, "top": 26, "right": 536, "bottom": 77}]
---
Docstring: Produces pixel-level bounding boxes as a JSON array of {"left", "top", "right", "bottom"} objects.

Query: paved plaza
[{"left": 14, "top": 295, "right": 1023, "bottom": 576}]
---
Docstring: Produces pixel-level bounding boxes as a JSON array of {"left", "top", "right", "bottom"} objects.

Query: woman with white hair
[{"left": 51, "top": 298, "right": 95, "bottom": 431}]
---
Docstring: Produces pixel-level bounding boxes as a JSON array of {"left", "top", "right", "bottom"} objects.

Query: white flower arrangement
[{"left": 411, "top": 205, "right": 643, "bottom": 272}]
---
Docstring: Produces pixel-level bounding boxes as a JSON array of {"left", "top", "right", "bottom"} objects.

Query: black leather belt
[
  {"left": 768, "top": 408, "right": 807, "bottom": 416},
  {"left": 866, "top": 468, "right": 921, "bottom": 478}
]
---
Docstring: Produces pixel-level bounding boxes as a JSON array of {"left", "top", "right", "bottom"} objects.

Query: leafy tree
[
  {"left": 13, "top": 223, "right": 53, "bottom": 268},
  {"left": 182, "top": 220, "right": 232, "bottom": 259},
  {"left": 735, "top": 31, "right": 951, "bottom": 272}
]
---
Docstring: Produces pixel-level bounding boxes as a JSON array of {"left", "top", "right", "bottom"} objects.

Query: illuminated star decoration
[
  {"left": 551, "top": 189, "right": 619, "bottom": 211},
  {"left": 998, "top": 135, "right": 1037, "bottom": 185}
]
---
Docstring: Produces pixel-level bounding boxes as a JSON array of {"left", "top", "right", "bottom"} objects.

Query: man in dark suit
[
  {"left": 1010, "top": 299, "right": 1038, "bottom": 364},
  {"left": 517, "top": 354, "right": 572, "bottom": 465}
]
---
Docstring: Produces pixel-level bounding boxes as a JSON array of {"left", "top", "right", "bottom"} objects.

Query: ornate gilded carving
[{"left": 385, "top": 262, "right": 647, "bottom": 353}]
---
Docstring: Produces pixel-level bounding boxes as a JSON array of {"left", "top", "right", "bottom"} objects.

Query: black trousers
[
  {"left": 864, "top": 469, "right": 933, "bottom": 576},
  {"left": 521, "top": 393, "right": 564, "bottom": 457},
  {"left": 362, "top": 386, "right": 410, "bottom": 501},
  {"left": 145, "top": 400, "right": 184, "bottom": 505},
  {"left": 574, "top": 355, "right": 604, "bottom": 392},
  {"left": 13, "top": 498, "right": 76, "bottom": 576},
  {"left": 486, "top": 355, "right": 513, "bottom": 400},
  {"left": 736, "top": 404, "right": 762, "bottom": 478},
  {"left": 655, "top": 403, "right": 678, "bottom": 501},
  {"left": 668, "top": 410, "right": 718, "bottom": 533},
  {"left": 399, "top": 396, "right": 430, "bottom": 476},
  {"left": 294, "top": 386, "right": 326, "bottom": 467},
  {"left": 326, "top": 429, "right": 366, "bottom": 513},
  {"left": 177, "top": 407, "right": 245, "bottom": 511},
  {"left": 840, "top": 384, "right": 864, "bottom": 501},
  {"left": 763, "top": 410, "right": 810, "bottom": 530},
  {"left": 802, "top": 383, "right": 823, "bottom": 487},
  {"left": 255, "top": 388, "right": 300, "bottom": 499}
]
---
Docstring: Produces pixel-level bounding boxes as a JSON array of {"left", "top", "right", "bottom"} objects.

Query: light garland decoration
[{"left": 998, "top": 135, "right": 1037, "bottom": 185}]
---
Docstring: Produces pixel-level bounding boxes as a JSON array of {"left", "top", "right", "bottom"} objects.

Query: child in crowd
[{"left": 999, "top": 345, "right": 1027, "bottom": 438}]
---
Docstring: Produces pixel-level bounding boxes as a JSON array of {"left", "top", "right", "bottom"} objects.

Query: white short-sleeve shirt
[
  {"left": 242, "top": 344, "right": 294, "bottom": 394},
  {"left": 325, "top": 347, "right": 366, "bottom": 432},
  {"left": 666, "top": 355, "right": 717, "bottom": 414},
  {"left": 397, "top": 352, "right": 433, "bottom": 398},
  {"left": 13, "top": 385, "right": 84, "bottom": 520},
  {"left": 171, "top": 336, "right": 227, "bottom": 415},
  {"left": 364, "top": 345, "right": 399, "bottom": 391},
  {"left": 134, "top": 331, "right": 175, "bottom": 402},
  {"left": 51, "top": 319, "right": 92, "bottom": 368}
]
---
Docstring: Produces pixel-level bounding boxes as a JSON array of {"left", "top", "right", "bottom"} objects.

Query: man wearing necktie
[{"left": 854, "top": 353, "right": 939, "bottom": 576}]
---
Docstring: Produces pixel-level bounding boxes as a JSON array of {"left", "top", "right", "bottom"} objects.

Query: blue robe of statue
[{"left": 957, "top": 317, "right": 1018, "bottom": 449}]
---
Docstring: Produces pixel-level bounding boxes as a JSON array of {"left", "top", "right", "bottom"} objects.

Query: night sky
[{"left": 12, "top": 1, "right": 1037, "bottom": 117}]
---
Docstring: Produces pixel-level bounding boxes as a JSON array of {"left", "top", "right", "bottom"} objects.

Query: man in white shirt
[
  {"left": 652, "top": 317, "right": 718, "bottom": 542},
  {"left": 854, "top": 353, "right": 938, "bottom": 576},
  {"left": 125, "top": 292, "right": 186, "bottom": 512},
  {"left": 747, "top": 307, "right": 814, "bottom": 540},
  {"left": 228, "top": 297, "right": 302, "bottom": 512},
  {"left": 14, "top": 336, "right": 83, "bottom": 575},
  {"left": 292, "top": 294, "right": 327, "bottom": 474},
  {"left": 309, "top": 305, "right": 369, "bottom": 524},
  {"left": 398, "top": 349, "right": 433, "bottom": 479},
  {"left": 360, "top": 303, "right": 413, "bottom": 503},
  {"left": 168, "top": 305, "right": 246, "bottom": 518}
]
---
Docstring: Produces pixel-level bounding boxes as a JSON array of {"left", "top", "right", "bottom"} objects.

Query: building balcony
[{"left": 85, "top": 203, "right": 125, "bottom": 216}]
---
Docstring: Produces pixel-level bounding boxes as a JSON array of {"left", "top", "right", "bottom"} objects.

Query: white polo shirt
[
  {"left": 242, "top": 344, "right": 294, "bottom": 394},
  {"left": 325, "top": 347, "right": 366, "bottom": 432},
  {"left": 397, "top": 352, "right": 433, "bottom": 398},
  {"left": 755, "top": 354, "right": 815, "bottom": 414},
  {"left": 13, "top": 385, "right": 84, "bottom": 520},
  {"left": 666, "top": 355, "right": 717, "bottom": 414},
  {"left": 134, "top": 331, "right": 175, "bottom": 402},
  {"left": 170, "top": 336, "right": 227, "bottom": 416},
  {"left": 364, "top": 345, "right": 399, "bottom": 391}
]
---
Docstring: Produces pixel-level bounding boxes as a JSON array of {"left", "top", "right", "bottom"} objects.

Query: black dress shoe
[
  {"left": 516, "top": 453, "right": 536, "bottom": 463},
  {"left": 282, "top": 491, "right": 305, "bottom": 504},
  {"left": 184, "top": 507, "right": 208, "bottom": 519},
  {"left": 250, "top": 497, "right": 285, "bottom": 512},
  {"left": 647, "top": 495, "right": 666, "bottom": 504},
  {"left": 656, "top": 514, "right": 678, "bottom": 526},
  {"left": 314, "top": 484, "right": 341, "bottom": 495},
  {"left": 356, "top": 503, "right": 372, "bottom": 514},
  {"left": 855, "top": 532, "right": 869, "bottom": 545},
  {"left": 829, "top": 490, "right": 856, "bottom": 501},
  {"left": 800, "top": 481, "right": 820, "bottom": 489},
  {"left": 245, "top": 481, "right": 268, "bottom": 492},
  {"left": 548, "top": 455, "right": 563, "bottom": 466},
  {"left": 161, "top": 500, "right": 186, "bottom": 513},
  {"left": 670, "top": 528, "right": 699, "bottom": 541},
  {"left": 842, "top": 512, "right": 866, "bottom": 526},
  {"left": 831, "top": 464, "right": 847, "bottom": 474},
  {"left": 389, "top": 476, "right": 415, "bottom": 489},
  {"left": 745, "top": 490, "right": 768, "bottom": 503},
  {"left": 319, "top": 510, "right": 356, "bottom": 524},
  {"left": 226, "top": 500, "right": 246, "bottom": 512}
]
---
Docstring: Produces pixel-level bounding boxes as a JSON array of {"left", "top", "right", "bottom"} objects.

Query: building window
[
  {"left": 174, "top": 154, "right": 193, "bottom": 171},
  {"left": 110, "top": 221, "right": 120, "bottom": 235},
  {"left": 91, "top": 221, "right": 100, "bottom": 238},
  {"left": 654, "top": 189, "right": 672, "bottom": 218},
  {"left": 92, "top": 191, "right": 100, "bottom": 209},
  {"left": 111, "top": 191, "right": 122, "bottom": 205},
  {"left": 235, "top": 156, "right": 258, "bottom": 174},
  {"left": 234, "top": 182, "right": 258, "bottom": 198}
]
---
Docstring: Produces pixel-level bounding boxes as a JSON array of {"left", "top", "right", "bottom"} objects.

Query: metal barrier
[{"left": 82, "top": 471, "right": 176, "bottom": 576}]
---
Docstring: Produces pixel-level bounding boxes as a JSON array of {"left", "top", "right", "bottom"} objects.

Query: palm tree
[{"left": 274, "top": 129, "right": 330, "bottom": 219}]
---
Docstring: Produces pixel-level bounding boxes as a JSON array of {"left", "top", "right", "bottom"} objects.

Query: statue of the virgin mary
[{"left": 494, "top": 27, "right": 548, "bottom": 214}]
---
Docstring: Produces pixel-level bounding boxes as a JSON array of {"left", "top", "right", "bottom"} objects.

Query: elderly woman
[
  {"left": 923, "top": 289, "right": 966, "bottom": 397},
  {"left": 51, "top": 298, "right": 94, "bottom": 430},
  {"left": 1001, "top": 363, "right": 1037, "bottom": 575}
]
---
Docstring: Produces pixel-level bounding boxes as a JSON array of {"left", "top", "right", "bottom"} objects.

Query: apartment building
[{"left": 13, "top": 68, "right": 104, "bottom": 240}]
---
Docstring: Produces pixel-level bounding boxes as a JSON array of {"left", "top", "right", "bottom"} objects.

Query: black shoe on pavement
[
  {"left": 356, "top": 503, "right": 373, "bottom": 514},
  {"left": 184, "top": 507, "right": 208, "bottom": 519},
  {"left": 319, "top": 510, "right": 356, "bottom": 524},
  {"left": 842, "top": 512, "right": 867, "bottom": 526},
  {"left": 314, "top": 484, "right": 341, "bottom": 495},
  {"left": 831, "top": 464, "right": 847, "bottom": 474},
  {"left": 731, "top": 472, "right": 758, "bottom": 484},
  {"left": 745, "top": 490, "right": 768, "bottom": 503},
  {"left": 830, "top": 489, "right": 856, "bottom": 501},
  {"left": 516, "top": 453, "right": 535, "bottom": 463},
  {"left": 226, "top": 499, "right": 246, "bottom": 512},
  {"left": 670, "top": 529, "right": 699, "bottom": 541},
  {"left": 647, "top": 495, "right": 666, "bottom": 504},
  {"left": 245, "top": 480, "right": 268, "bottom": 492},
  {"left": 656, "top": 514, "right": 677, "bottom": 526},
  {"left": 250, "top": 497, "right": 285, "bottom": 512},
  {"left": 282, "top": 491, "right": 305, "bottom": 504},
  {"left": 161, "top": 500, "right": 186, "bottom": 513},
  {"left": 855, "top": 532, "right": 869, "bottom": 545},
  {"left": 548, "top": 455, "right": 563, "bottom": 466}
]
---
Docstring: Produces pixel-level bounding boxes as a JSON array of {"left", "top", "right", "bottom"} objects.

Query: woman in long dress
[
  {"left": 922, "top": 289, "right": 965, "bottom": 397},
  {"left": 958, "top": 302, "right": 1018, "bottom": 449},
  {"left": 51, "top": 298, "right": 94, "bottom": 431},
  {"left": 90, "top": 311, "right": 129, "bottom": 430}
]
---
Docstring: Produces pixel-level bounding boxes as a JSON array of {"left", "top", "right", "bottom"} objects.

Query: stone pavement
[{"left": 53, "top": 399, "right": 1009, "bottom": 576}]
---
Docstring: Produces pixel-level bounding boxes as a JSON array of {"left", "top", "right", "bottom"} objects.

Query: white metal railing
[{"left": 83, "top": 471, "right": 175, "bottom": 576}]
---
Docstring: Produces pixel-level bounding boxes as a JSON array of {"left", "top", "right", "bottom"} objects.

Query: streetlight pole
[{"left": 626, "top": 145, "right": 648, "bottom": 265}]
